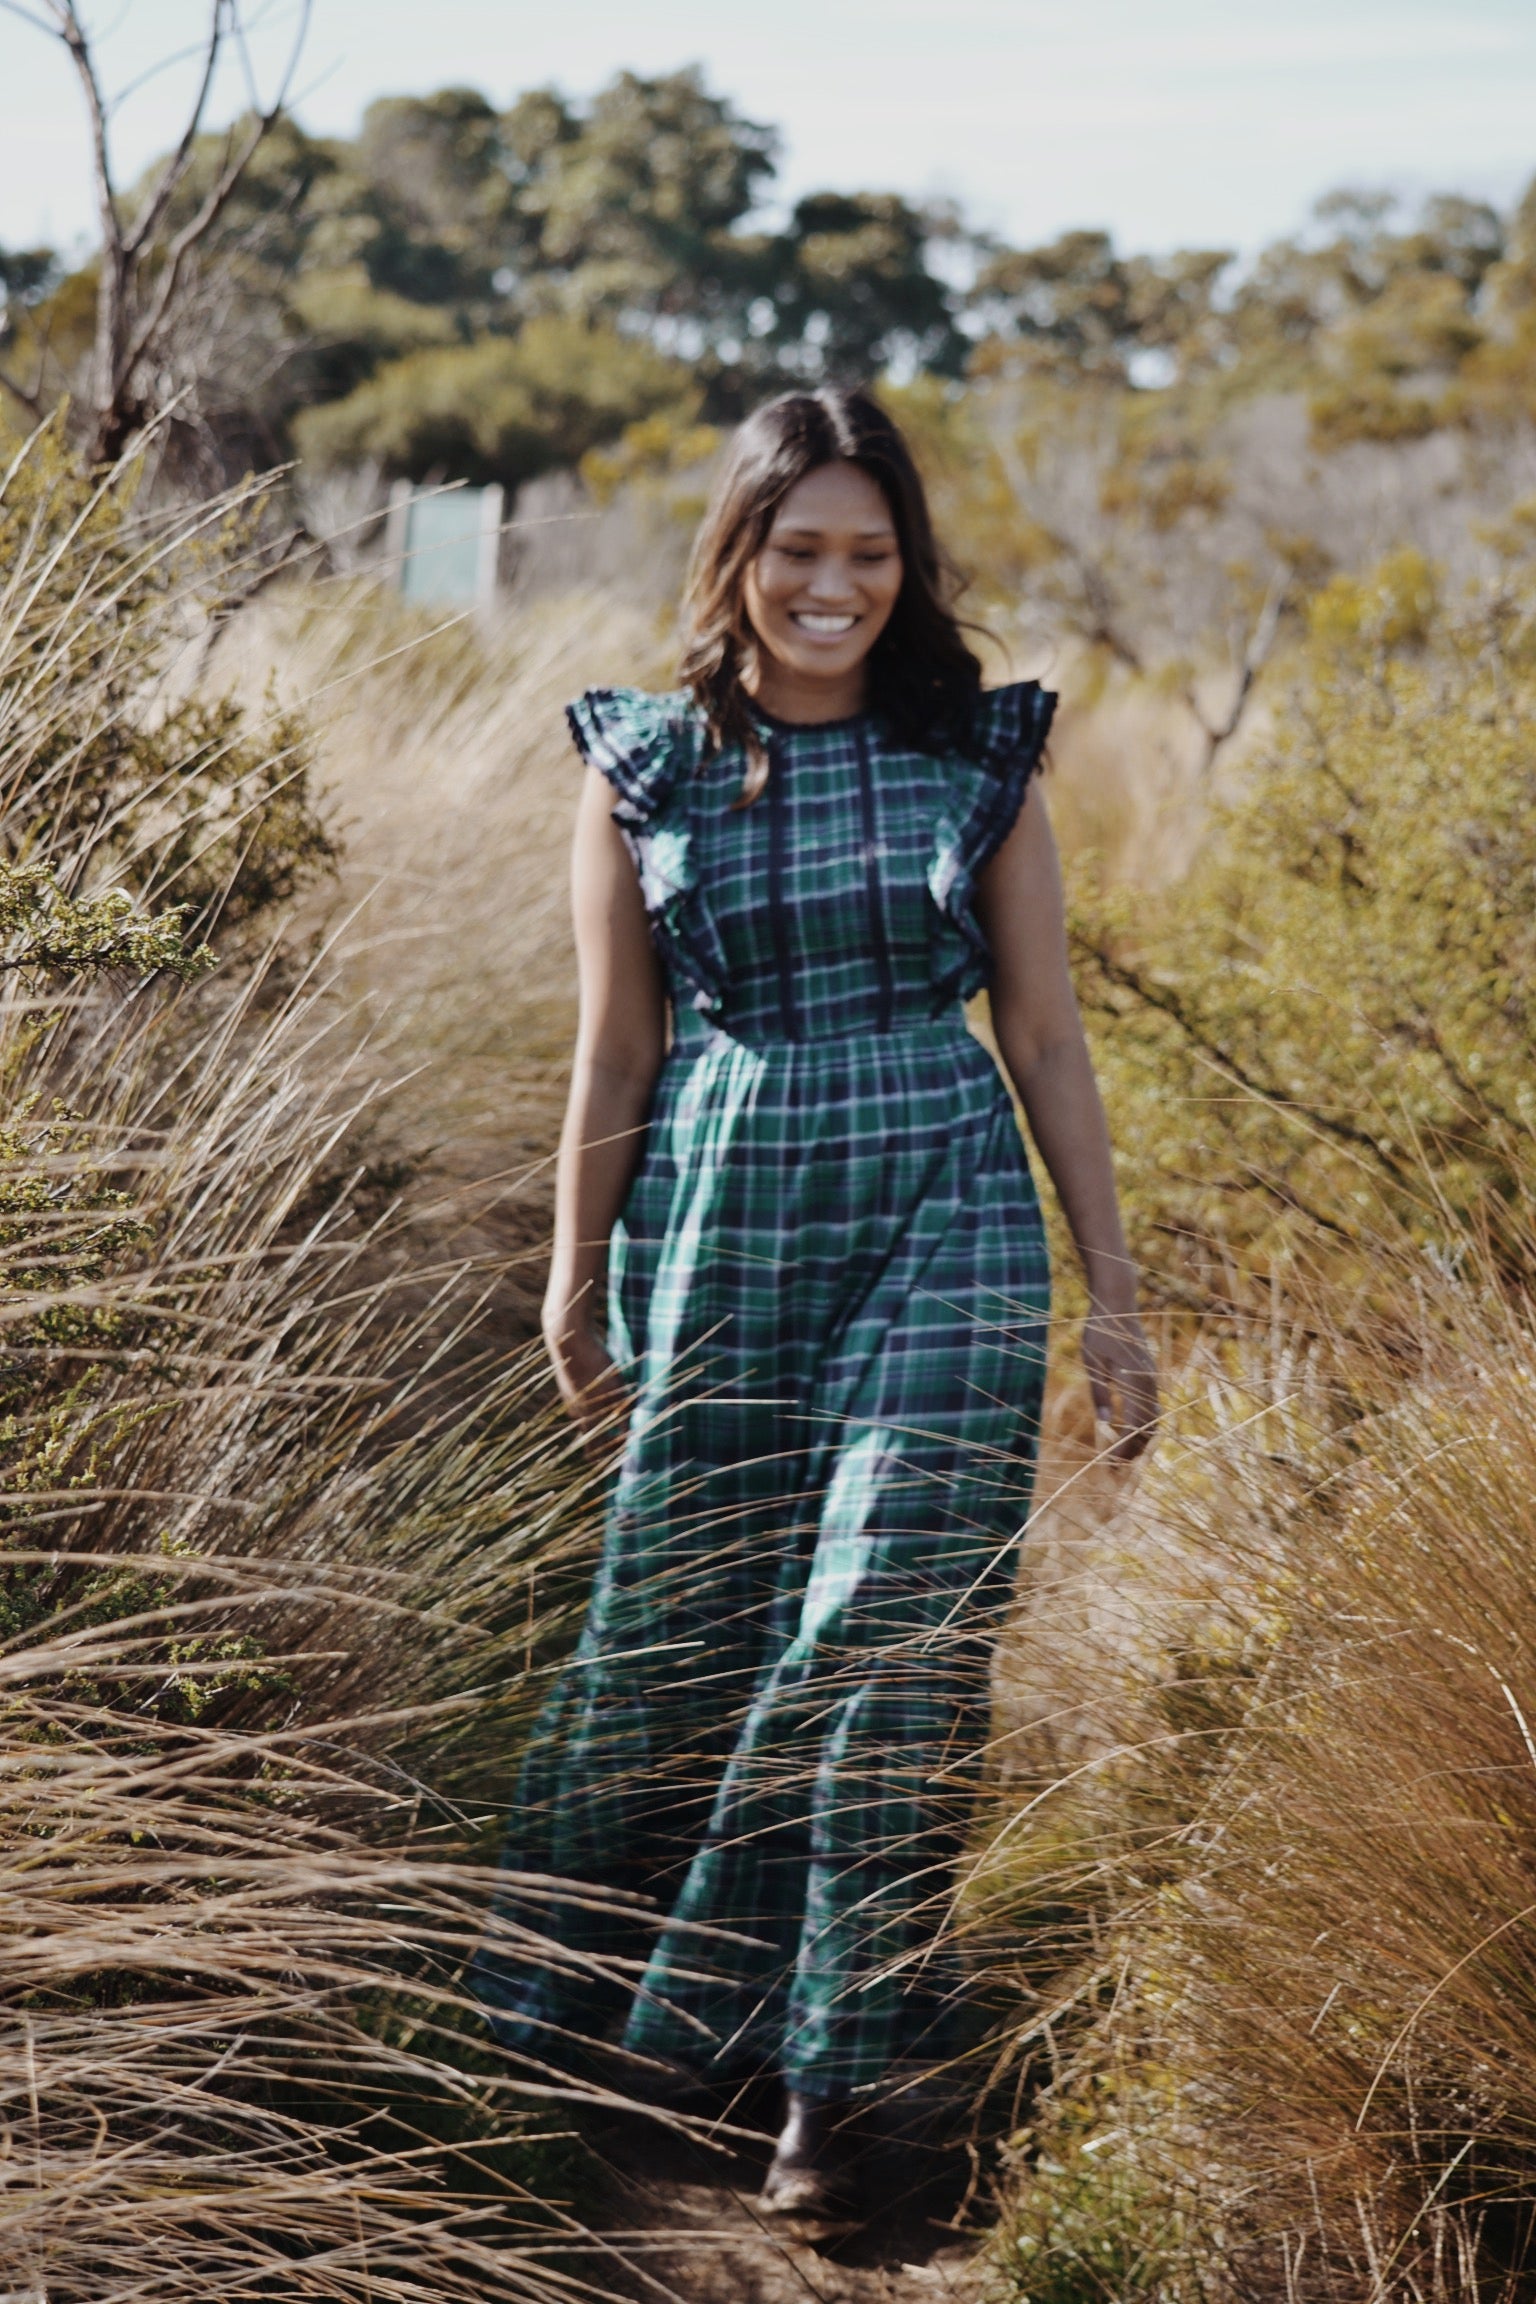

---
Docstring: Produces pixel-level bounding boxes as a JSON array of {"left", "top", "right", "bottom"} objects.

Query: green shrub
[
  {"left": 0, "top": 420, "right": 335, "bottom": 947},
  {"left": 1070, "top": 548, "right": 1536, "bottom": 1304},
  {"left": 294, "top": 314, "right": 697, "bottom": 487}
]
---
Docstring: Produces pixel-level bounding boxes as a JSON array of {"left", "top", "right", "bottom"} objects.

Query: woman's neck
[{"left": 741, "top": 654, "right": 868, "bottom": 726}]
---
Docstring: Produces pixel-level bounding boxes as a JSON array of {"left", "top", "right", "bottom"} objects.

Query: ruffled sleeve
[
  {"left": 927, "top": 679, "right": 1057, "bottom": 1004},
  {"left": 566, "top": 686, "right": 726, "bottom": 1017}
]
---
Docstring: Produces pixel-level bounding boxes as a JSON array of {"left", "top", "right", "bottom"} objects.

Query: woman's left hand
[{"left": 1082, "top": 1307, "right": 1160, "bottom": 1462}]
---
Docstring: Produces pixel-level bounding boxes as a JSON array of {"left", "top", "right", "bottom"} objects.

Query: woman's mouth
[{"left": 791, "top": 612, "right": 858, "bottom": 636}]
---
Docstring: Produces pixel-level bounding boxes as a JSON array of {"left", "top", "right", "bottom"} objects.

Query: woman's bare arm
[
  {"left": 542, "top": 767, "right": 667, "bottom": 1425},
  {"left": 975, "top": 782, "right": 1159, "bottom": 1459}
]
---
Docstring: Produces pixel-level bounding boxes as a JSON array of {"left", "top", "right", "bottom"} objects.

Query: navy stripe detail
[
  {"left": 765, "top": 738, "right": 801, "bottom": 1042},
  {"left": 855, "top": 722, "right": 894, "bottom": 1034}
]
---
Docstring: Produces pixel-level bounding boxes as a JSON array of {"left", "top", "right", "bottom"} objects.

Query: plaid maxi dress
[{"left": 473, "top": 681, "right": 1055, "bottom": 2101}]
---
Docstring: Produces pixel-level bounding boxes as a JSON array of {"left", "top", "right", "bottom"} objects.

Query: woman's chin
[{"left": 774, "top": 645, "right": 869, "bottom": 685}]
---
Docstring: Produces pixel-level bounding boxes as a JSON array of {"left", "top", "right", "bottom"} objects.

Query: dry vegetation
[
  {"left": 961, "top": 526, "right": 1536, "bottom": 2298},
  {"left": 11, "top": 41, "right": 1536, "bottom": 2300},
  {"left": 213, "top": 572, "right": 670, "bottom": 1347},
  {"left": 0, "top": 423, "right": 664, "bottom": 2298},
  {"left": 8, "top": 303, "right": 1536, "bottom": 2299}
]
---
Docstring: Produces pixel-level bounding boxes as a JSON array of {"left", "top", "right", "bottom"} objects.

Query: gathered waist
[{"left": 669, "top": 1008, "right": 985, "bottom": 1064}]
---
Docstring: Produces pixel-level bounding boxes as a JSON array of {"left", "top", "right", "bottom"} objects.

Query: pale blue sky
[{"left": 4, "top": 0, "right": 1535, "bottom": 260}]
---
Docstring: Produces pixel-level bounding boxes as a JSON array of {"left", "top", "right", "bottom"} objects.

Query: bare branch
[
  {"left": 1062, "top": 536, "right": 1147, "bottom": 675},
  {"left": 120, "top": 119, "right": 262, "bottom": 380},
  {"left": 1182, "top": 565, "right": 1288, "bottom": 775},
  {"left": 108, "top": 32, "right": 236, "bottom": 128},
  {"left": 121, "top": 0, "right": 312, "bottom": 375},
  {"left": 47, "top": 2, "right": 121, "bottom": 248},
  {"left": 0, "top": 0, "right": 315, "bottom": 461},
  {"left": 0, "top": 366, "right": 47, "bottom": 421},
  {"left": 0, "top": 1, "right": 60, "bottom": 34},
  {"left": 121, "top": 0, "right": 229, "bottom": 260}
]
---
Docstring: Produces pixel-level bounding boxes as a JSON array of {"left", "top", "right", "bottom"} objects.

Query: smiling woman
[{"left": 469, "top": 385, "right": 1158, "bottom": 2236}]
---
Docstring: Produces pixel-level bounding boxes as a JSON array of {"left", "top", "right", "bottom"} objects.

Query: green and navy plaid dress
[{"left": 473, "top": 681, "right": 1054, "bottom": 2101}]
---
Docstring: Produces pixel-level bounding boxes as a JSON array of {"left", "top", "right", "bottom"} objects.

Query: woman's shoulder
[
  {"left": 565, "top": 686, "right": 706, "bottom": 817},
  {"left": 957, "top": 678, "right": 1057, "bottom": 776},
  {"left": 926, "top": 679, "right": 1059, "bottom": 938}
]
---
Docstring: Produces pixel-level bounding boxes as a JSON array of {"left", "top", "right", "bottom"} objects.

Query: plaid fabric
[{"left": 473, "top": 686, "right": 1054, "bottom": 2100}]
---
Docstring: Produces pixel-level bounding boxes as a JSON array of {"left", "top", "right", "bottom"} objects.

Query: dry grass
[
  {"left": 0, "top": 431, "right": 663, "bottom": 2299},
  {"left": 21, "top": 420, "right": 1533, "bottom": 2300},
  {"left": 975, "top": 1240, "right": 1536, "bottom": 2303},
  {"left": 212, "top": 577, "right": 671, "bottom": 1347}
]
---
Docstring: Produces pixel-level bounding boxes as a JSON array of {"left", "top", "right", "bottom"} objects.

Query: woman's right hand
[{"left": 542, "top": 1300, "right": 628, "bottom": 1434}]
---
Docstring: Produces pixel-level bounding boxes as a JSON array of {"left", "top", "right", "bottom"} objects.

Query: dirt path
[{"left": 570, "top": 2107, "right": 989, "bottom": 2304}]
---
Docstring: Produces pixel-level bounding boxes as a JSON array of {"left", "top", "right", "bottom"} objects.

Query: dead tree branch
[
  {"left": 1180, "top": 567, "right": 1288, "bottom": 777},
  {"left": 1, "top": 0, "right": 311, "bottom": 465}
]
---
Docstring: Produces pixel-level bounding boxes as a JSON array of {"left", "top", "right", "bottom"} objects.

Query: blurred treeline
[{"left": 5, "top": 66, "right": 1536, "bottom": 493}]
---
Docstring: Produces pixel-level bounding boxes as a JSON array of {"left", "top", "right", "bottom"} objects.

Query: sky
[{"left": 3, "top": 0, "right": 1536, "bottom": 263}]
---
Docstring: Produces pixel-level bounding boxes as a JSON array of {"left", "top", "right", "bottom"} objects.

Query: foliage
[
  {"left": 991, "top": 2065, "right": 1210, "bottom": 2304},
  {"left": 0, "top": 865, "right": 210, "bottom": 980},
  {"left": 0, "top": 419, "right": 335, "bottom": 945},
  {"left": 1066, "top": 548, "right": 1536, "bottom": 1305},
  {"left": 294, "top": 312, "right": 698, "bottom": 487},
  {"left": 579, "top": 407, "right": 722, "bottom": 505},
  {"left": 8, "top": 47, "right": 1535, "bottom": 493},
  {"left": 976, "top": 487, "right": 1536, "bottom": 2303},
  {"left": 767, "top": 190, "right": 966, "bottom": 379},
  {"left": 969, "top": 230, "right": 1231, "bottom": 388}
]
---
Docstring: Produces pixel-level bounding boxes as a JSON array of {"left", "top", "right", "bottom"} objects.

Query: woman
[{"left": 473, "top": 386, "right": 1158, "bottom": 2222}]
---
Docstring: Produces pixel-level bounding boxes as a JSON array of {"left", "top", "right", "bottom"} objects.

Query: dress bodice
[{"left": 567, "top": 683, "right": 1055, "bottom": 1046}]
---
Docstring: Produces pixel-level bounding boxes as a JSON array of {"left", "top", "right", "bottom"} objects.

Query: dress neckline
[{"left": 746, "top": 699, "right": 870, "bottom": 736}]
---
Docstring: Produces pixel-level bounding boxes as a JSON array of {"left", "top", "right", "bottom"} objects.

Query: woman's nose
[{"left": 804, "top": 556, "right": 857, "bottom": 600}]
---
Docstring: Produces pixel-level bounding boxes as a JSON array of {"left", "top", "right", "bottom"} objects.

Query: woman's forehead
[{"left": 770, "top": 463, "right": 895, "bottom": 534}]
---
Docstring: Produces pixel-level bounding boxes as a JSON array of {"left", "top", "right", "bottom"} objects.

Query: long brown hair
[{"left": 679, "top": 388, "right": 983, "bottom": 803}]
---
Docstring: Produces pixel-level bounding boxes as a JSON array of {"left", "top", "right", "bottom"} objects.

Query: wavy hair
[{"left": 679, "top": 387, "right": 983, "bottom": 804}]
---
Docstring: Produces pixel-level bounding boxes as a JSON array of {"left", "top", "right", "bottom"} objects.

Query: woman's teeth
[{"left": 793, "top": 613, "right": 857, "bottom": 635}]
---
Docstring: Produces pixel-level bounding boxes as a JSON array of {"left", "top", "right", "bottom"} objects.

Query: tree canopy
[{"left": 2, "top": 58, "right": 1534, "bottom": 490}]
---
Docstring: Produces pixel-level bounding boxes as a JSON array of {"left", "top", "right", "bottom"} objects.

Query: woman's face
[{"left": 742, "top": 461, "right": 903, "bottom": 696}]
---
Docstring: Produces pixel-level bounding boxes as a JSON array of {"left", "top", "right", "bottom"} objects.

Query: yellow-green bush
[
  {"left": 294, "top": 314, "right": 696, "bottom": 488},
  {"left": 0, "top": 420, "right": 335, "bottom": 945},
  {"left": 985, "top": 543, "right": 1536, "bottom": 2303},
  {"left": 1071, "top": 548, "right": 1536, "bottom": 1304}
]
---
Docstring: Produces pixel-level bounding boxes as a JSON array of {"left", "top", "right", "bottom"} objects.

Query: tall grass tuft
[
  {"left": 978, "top": 1238, "right": 1536, "bottom": 2303},
  {"left": 0, "top": 423, "right": 628, "bottom": 2298}
]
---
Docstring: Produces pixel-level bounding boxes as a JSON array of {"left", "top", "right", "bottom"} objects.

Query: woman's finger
[{"left": 1109, "top": 1353, "right": 1160, "bottom": 1460}]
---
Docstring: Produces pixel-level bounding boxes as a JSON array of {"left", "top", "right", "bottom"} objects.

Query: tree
[
  {"left": 344, "top": 88, "right": 523, "bottom": 305},
  {"left": 512, "top": 67, "right": 777, "bottom": 340},
  {"left": 0, "top": 0, "right": 310, "bottom": 462},
  {"left": 292, "top": 313, "right": 696, "bottom": 489},
  {"left": 966, "top": 228, "right": 1232, "bottom": 386},
  {"left": 762, "top": 192, "right": 966, "bottom": 382}
]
